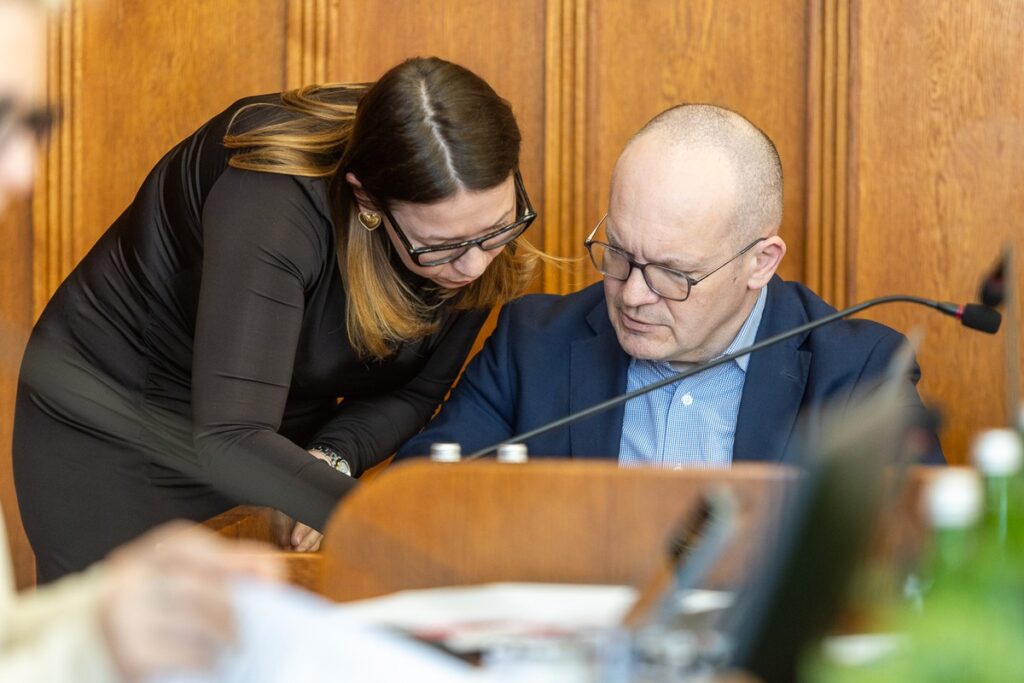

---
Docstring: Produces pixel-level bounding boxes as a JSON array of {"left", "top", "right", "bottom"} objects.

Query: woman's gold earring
[{"left": 357, "top": 211, "right": 382, "bottom": 231}]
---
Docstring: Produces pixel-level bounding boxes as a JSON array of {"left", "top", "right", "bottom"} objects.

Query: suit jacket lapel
[
  {"left": 568, "top": 299, "right": 629, "bottom": 459},
  {"left": 734, "top": 278, "right": 812, "bottom": 462}
]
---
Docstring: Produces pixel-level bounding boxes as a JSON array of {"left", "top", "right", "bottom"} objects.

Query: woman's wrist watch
[{"left": 308, "top": 444, "right": 352, "bottom": 476}]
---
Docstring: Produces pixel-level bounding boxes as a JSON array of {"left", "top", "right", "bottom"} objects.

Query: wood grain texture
[
  {"left": 0, "top": 200, "right": 36, "bottom": 589},
  {"left": 204, "top": 463, "right": 947, "bottom": 603},
  {"left": 320, "top": 460, "right": 801, "bottom": 601},
  {"left": 849, "top": 0, "right": 1024, "bottom": 461},
  {"left": 287, "top": 0, "right": 332, "bottom": 88},
  {"left": 543, "top": 0, "right": 588, "bottom": 294},
  {"left": 805, "top": 0, "right": 851, "bottom": 308},
  {"left": 64, "top": 0, "right": 288, "bottom": 291},
  {"left": 204, "top": 506, "right": 322, "bottom": 591},
  {"left": 578, "top": 0, "right": 812, "bottom": 291}
]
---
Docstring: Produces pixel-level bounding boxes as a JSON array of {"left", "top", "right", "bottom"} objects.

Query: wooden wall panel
[
  {"left": 0, "top": 200, "right": 36, "bottom": 588},
  {"left": 849, "top": 0, "right": 1024, "bottom": 462},
  {"left": 69, "top": 0, "right": 289, "bottom": 279},
  {"left": 574, "top": 0, "right": 812, "bottom": 291}
]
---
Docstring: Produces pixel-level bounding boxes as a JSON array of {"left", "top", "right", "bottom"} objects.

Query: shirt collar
[
  {"left": 646, "top": 284, "right": 767, "bottom": 377},
  {"left": 723, "top": 284, "right": 768, "bottom": 373}
]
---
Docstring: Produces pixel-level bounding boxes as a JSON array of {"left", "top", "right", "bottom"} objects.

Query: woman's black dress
[{"left": 13, "top": 95, "right": 488, "bottom": 582}]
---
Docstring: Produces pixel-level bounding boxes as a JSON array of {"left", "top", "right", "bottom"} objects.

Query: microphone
[
  {"left": 463, "top": 294, "right": 1001, "bottom": 461},
  {"left": 934, "top": 301, "right": 1002, "bottom": 334}
]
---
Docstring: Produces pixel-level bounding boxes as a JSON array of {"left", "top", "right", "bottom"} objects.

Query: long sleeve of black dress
[{"left": 193, "top": 167, "right": 486, "bottom": 530}]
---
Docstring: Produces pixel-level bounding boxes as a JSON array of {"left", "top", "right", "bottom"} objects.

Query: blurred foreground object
[{"left": 806, "top": 426, "right": 1024, "bottom": 682}]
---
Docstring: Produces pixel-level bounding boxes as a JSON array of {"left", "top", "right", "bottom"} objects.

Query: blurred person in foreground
[{"left": 0, "top": 1, "right": 282, "bottom": 681}]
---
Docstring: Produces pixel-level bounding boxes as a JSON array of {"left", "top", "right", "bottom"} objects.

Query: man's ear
[
  {"left": 747, "top": 235, "right": 787, "bottom": 289},
  {"left": 344, "top": 172, "right": 376, "bottom": 211}
]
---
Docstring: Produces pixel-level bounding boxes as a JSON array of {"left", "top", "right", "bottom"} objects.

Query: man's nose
[{"left": 620, "top": 265, "right": 659, "bottom": 306}]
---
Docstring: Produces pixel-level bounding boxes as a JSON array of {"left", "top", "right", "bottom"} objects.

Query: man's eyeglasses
[
  {"left": 380, "top": 170, "right": 536, "bottom": 267},
  {"left": 0, "top": 97, "right": 58, "bottom": 149},
  {"left": 585, "top": 213, "right": 766, "bottom": 302}
]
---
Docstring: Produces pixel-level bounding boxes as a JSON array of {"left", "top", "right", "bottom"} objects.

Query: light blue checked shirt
[{"left": 618, "top": 286, "right": 768, "bottom": 469}]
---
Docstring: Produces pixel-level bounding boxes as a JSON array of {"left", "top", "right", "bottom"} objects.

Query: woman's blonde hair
[{"left": 224, "top": 57, "right": 538, "bottom": 359}]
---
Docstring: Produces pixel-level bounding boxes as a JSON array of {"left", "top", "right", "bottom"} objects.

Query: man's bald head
[{"left": 623, "top": 104, "right": 784, "bottom": 245}]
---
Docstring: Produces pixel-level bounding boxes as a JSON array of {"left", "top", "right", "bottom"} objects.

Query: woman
[{"left": 14, "top": 56, "right": 539, "bottom": 582}]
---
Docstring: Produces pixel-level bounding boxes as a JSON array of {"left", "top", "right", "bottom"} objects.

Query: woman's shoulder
[
  {"left": 203, "top": 167, "right": 335, "bottom": 273},
  {"left": 207, "top": 167, "right": 333, "bottom": 228},
  {"left": 205, "top": 160, "right": 326, "bottom": 209}
]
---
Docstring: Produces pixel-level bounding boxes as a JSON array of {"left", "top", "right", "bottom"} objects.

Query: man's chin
[{"left": 615, "top": 331, "right": 665, "bottom": 362}]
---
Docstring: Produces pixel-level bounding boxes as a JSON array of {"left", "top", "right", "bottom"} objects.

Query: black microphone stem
[{"left": 463, "top": 294, "right": 948, "bottom": 462}]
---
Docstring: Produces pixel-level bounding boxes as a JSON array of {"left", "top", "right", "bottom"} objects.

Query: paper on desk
[
  {"left": 149, "top": 580, "right": 485, "bottom": 683},
  {"left": 342, "top": 582, "right": 639, "bottom": 633},
  {"left": 341, "top": 583, "right": 640, "bottom": 656},
  {"left": 340, "top": 583, "right": 732, "bottom": 653}
]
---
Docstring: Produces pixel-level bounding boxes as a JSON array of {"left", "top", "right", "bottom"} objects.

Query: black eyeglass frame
[
  {"left": 584, "top": 213, "right": 767, "bottom": 302},
  {"left": 378, "top": 170, "right": 537, "bottom": 267},
  {"left": 0, "top": 97, "right": 59, "bottom": 148}
]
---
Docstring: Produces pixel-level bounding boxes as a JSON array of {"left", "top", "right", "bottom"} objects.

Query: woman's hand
[
  {"left": 290, "top": 521, "right": 324, "bottom": 552},
  {"left": 270, "top": 509, "right": 323, "bottom": 552},
  {"left": 98, "top": 521, "right": 282, "bottom": 683}
]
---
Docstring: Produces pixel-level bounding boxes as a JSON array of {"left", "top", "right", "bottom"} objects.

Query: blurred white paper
[
  {"left": 344, "top": 582, "right": 637, "bottom": 631},
  {"left": 339, "top": 583, "right": 734, "bottom": 653},
  {"left": 149, "top": 580, "right": 485, "bottom": 683}
]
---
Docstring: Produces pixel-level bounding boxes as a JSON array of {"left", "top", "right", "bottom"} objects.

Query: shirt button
[{"left": 681, "top": 393, "right": 694, "bottom": 406}]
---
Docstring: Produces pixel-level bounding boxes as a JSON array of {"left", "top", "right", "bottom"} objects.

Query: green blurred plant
[{"left": 804, "top": 431, "right": 1024, "bottom": 682}]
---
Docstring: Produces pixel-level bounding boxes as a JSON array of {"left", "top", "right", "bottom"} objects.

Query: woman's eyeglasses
[{"left": 380, "top": 170, "right": 536, "bottom": 267}]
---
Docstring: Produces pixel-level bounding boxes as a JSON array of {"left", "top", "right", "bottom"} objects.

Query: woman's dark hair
[
  {"left": 340, "top": 56, "right": 521, "bottom": 202},
  {"left": 225, "top": 57, "right": 538, "bottom": 359}
]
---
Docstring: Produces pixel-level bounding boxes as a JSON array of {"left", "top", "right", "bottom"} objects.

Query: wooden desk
[
  {"left": 203, "top": 505, "right": 322, "bottom": 591},
  {"left": 203, "top": 461, "right": 947, "bottom": 602}
]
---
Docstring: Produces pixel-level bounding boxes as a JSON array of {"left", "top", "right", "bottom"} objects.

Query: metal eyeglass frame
[{"left": 584, "top": 213, "right": 766, "bottom": 302}]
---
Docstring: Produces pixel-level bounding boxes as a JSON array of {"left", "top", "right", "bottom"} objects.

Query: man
[
  {"left": 398, "top": 104, "right": 943, "bottom": 465},
  {"left": 0, "top": 1, "right": 281, "bottom": 681}
]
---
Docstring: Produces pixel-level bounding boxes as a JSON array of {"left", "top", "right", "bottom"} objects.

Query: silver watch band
[{"left": 309, "top": 445, "right": 351, "bottom": 476}]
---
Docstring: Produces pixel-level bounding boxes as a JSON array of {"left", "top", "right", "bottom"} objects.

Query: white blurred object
[
  {"left": 495, "top": 443, "right": 528, "bottom": 463},
  {"left": 148, "top": 581, "right": 734, "bottom": 682},
  {"left": 149, "top": 581, "right": 485, "bottom": 683},
  {"left": 922, "top": 467, "right": 982, "bottom": 529},
  {"left": 429, "top": 442, "right": 462, "bottom": 462},
  {"left": 342, "top": 583, "right": 636, "bottom": 651},
  {"left": 821, "top": 633, "right": 906, "bottom": 667},
  {"left": 343, "top": 583, "right": 731, "bottom": 655},
  {"left": 971, "top": 428, "right": 1023, "bottom": 476}
]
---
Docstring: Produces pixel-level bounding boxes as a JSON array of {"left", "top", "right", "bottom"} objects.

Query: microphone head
[{"left": 960, "top": 304, "right": 1002, "bottom": 334}]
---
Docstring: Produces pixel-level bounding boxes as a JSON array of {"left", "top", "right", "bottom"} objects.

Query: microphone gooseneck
[{"left": 462, "top": 294, "right": 1000, "bottom": 462}]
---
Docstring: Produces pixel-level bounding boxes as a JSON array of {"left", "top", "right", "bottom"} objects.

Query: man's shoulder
[
  {"left": 500, "top": 282, "right": 607, "bottom": 335},
  {"left": 768, "top": 277, "right": 905, "bottom": 353}
]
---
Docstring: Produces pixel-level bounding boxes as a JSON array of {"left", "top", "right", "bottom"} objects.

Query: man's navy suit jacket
[{"left": 397, "top": 276, "right": 944, "bottom": 464}]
